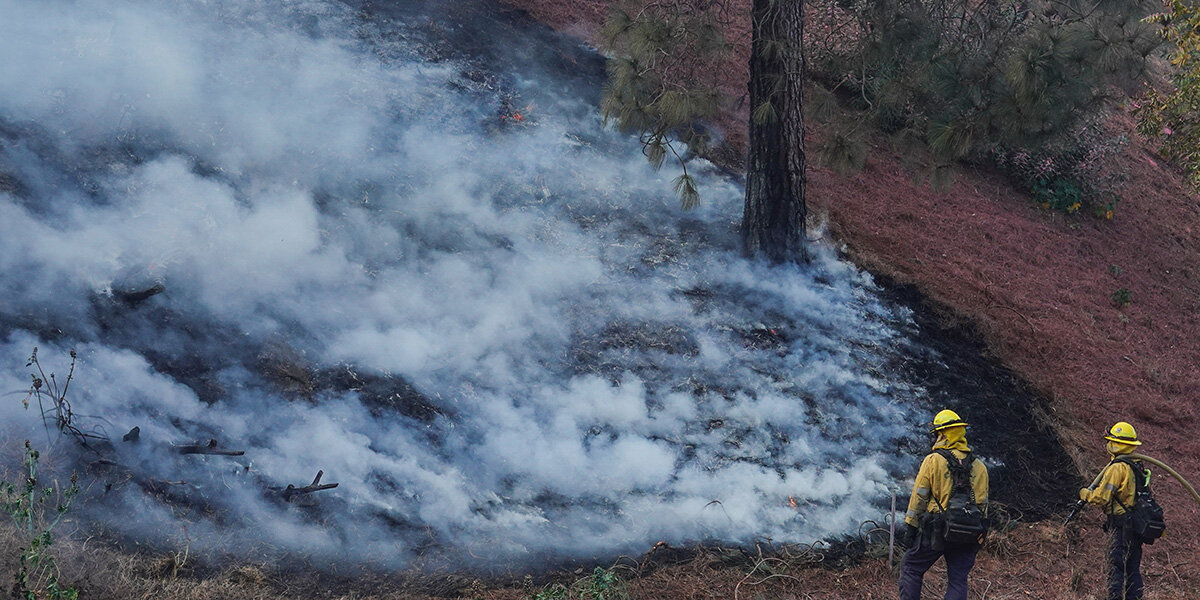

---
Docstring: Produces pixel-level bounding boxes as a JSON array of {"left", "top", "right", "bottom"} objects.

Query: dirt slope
[
  {"left": 11, "top": 3, "right": 1197, "bottom": 598},
  {"left": 499, "top": 0, "right": 1200, "bottom": 596}
]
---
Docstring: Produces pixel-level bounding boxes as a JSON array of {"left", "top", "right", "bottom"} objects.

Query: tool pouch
[{"left": 941, "top": 495, "right": 988, "bottom": 546}]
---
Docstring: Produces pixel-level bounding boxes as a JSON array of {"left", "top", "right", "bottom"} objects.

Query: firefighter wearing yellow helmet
[
  {"left": 898, "top": 409, "right": 989, "bottom": 600},
  {"left": 1079, "top": 421, "right": 1154, "bottom": 600}
]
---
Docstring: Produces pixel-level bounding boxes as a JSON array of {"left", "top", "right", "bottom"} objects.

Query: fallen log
[
  {"left": 115, "top": 283, "right": 165, "bottom": 307},
  {"left": 177, "top": 438, "right": 245, "bottom": 456},
  {"left": 282, "top": 470, "right": 339, "bottom": 501}
]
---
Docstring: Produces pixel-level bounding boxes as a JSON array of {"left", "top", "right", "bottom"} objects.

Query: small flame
[{"left": 788, "top": 496, "right": 799, "bottom": 508}]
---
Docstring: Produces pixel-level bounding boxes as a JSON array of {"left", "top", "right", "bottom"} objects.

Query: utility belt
[
  {"left": 1104, "top": 513, "right": 1142, "bottom": 544},
  {"left": 1105, "top": 507, "right": 1164, "bottom": 544},
  {"left": 919, "top": 509, "right": 987, "bottom": 550},
  {"left": 918, "top": 512, "right": 950, "bottom": 550},
  {"left": 1102, "top": 511, "right": 1128, "bottom": 532}
]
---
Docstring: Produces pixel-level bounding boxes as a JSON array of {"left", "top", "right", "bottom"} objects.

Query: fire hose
[{"left": 1064, "top": 453, "right": 1200, "bottom": 526}]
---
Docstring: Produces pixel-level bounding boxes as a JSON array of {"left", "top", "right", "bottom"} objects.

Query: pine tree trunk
[{"left": 742, "top": 0, "right": 807, "bottom": 263}]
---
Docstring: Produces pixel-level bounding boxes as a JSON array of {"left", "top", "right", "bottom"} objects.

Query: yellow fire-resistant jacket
[
  {"left": 1080, "top": 459, "right": 1138, "bottom": 516},
  {"left": 905, "top": 437, "right": 989, "bottom": 528}
]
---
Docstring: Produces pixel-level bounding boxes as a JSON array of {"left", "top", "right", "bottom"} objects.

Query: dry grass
[
  {"left": 0, "top": 518, "right": 1193, "bottom": 600},
  {"left": 2, "top": 4, "right": 1195, "bottom": 600},
  {"left": 500, "top": 0, "right": 1200, "bottom": 594}
]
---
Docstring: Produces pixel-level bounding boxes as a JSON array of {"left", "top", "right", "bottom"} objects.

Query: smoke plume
[{"left": 0, "top": 0, "right": 923, "bottom": 567}]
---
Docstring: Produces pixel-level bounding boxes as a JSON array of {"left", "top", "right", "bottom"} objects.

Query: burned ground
[
  {"left": 0, "top": 0, "right": 1190, "bottom": 597},
  {"left": 875, "top": 277, "right": 1080, "bottom": 520},
  {"left": 46, "top": 0, "right": 1079, "bottom": 566},
  {"left": 502, "top": 0, "right": 1200, "bottom": 594}
]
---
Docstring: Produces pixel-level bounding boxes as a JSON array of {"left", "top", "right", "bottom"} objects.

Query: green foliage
[
  {"left": 751, "top": 100, "right": 778, "bottom": 126},
  {"left": 1031, "top": 178, "right": 1084, "bottom": 213},
  {"left": 672, "top": 173, "right": 700, "bottom": 210},
  {"left": 527, "top": 568, "right": 625, "bottom": 600},
  {"left": 2, "top": 442, "right": 80, "bottom": 600},
  {"left": 1112, "top": 287, "right": 1134, "bottom": 308},
  {"left": 807, "top": 0, "right": 1157, "bottom": 189},
  {"left": 817, "top": 126, "right": 867, "bottom": 174},
  {"left": 1136, "top": 0, "right": 1200, "bottom": 187},
  {"left": 582, "top": 567, "right": 620, "bottom": 600},
  {"left": 601, "top": 1, "right": 732, "bottom": 209},
  {"left": 531, "top": 584, "right": 568, "bottom": 600},
  {"left": 990, "top": 121, "right": 1128, "bottom": 217}
]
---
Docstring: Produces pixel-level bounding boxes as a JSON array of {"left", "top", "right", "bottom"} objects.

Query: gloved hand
[
  {"left": 897, "top": 523, "right": 918, "bottom": 548},
  {"left": 1079, "top": 487, "right": 1091, "bottom": 501}
]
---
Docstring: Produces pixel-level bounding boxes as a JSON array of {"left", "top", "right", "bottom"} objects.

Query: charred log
[
  {"left": 115, "top": 283, "right": 165, "bottom": 307},
  {"left": 281, "top": 470, "right": 339, "bottom": 502},
  {"left": 177, "top": 438, "right": 245, "bottom": 456}
]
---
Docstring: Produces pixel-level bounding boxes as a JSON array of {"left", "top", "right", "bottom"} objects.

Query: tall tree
[
  {"left": 743, "top": 0, "right": 806, "bottom": 263},
  {"left": 603, "top": 0, "right": 809, "bottom": 263}
]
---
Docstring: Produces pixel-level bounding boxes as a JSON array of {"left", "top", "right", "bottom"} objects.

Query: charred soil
[
  {"left": 4, "top": 0, "right": 1196, "bottom": 598},
  {"left": 498, "top": 0, "right": 1200, "bottom": 596}
]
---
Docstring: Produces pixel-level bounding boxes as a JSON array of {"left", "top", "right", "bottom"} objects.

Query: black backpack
[
  {"left": 932, "top": 450, "right": 988, "bottom": 546},
  {"left": 1113, "top": 457, "right": 1166, "bottom": 544}
]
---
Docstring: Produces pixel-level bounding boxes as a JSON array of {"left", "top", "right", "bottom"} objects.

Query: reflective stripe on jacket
[
  {"left": 904, "top": 450, "right": 989, "bottom": 527},
  {"left": 1083, "top": 460, "right": 1137, "bottom": 516}
]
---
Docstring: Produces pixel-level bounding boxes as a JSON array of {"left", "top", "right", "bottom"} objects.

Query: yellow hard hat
[
  {"left": 1104, "top": 421, "right": 1142, "bottom": 446},
  {"left": 931, "top": 409, "right": 967, "bottom": 432}
]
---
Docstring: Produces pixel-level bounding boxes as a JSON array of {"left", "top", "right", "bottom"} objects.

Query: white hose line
[{"left": 1127, "top": 453, "right": 1200, "bottom": 510}]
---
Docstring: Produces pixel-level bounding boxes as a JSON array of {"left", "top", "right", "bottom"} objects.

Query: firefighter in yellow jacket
[
  {"left": 898, "top": 409, "right": 989, "bottom": 600},
  {"left": 1079, "top": 422, "right": 1146, "bottom": 600}
]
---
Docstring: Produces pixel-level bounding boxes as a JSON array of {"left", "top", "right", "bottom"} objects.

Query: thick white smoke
[{"left": 0, "top": 0, "right": 921, "bottom": 567}]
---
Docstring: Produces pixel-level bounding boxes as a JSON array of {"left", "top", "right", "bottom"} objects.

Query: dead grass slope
[
  {"left": 6, "top": 1, "right": 1199, "bottom": 597},
  {"left": 9, "top": 518, "right": 1198, "bottom": 599},
  {"left": 503, "top": 0, "right": 1200, "bottom": 591}
]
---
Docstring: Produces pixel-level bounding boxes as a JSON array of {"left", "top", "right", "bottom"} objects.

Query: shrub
[
  {"left": 528, "top": 567, "right": 626, "bottom": 600},
  {"left": 1, "top": 442, "right": 80, "bottom": 600},
  {"left": 5, "top": 348, "right": 87, "bottom": 599},
  {"left": 1112, "top": 288, "right": 1133, "bottom": 308},
  {"left": 1137, "top": 0, "right": 1200, "bottom": 188},
  {"left": 805, "top": 0, "right": 1155, "bottom": 196},
  {"left": 990, "top": 122, "right": 1129, "bottom": 217}
]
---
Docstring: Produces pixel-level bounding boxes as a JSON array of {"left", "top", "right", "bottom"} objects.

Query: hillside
[
  {"left": 0, "top": 0, "right": 1197, "bottom": 598},
  {"left": 500, "top": 0, "right": 1200, "bottom": 596}
]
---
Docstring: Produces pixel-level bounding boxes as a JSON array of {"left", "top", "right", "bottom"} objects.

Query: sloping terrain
[
  {"left": 503, "top": 0, "right": 1200, "bottom": 596},
  {"left": 0, "top": 0, "right": 1196, "bottom": 598},
  {"left": 0, "top": 0, "right": 1083, "bottom": 581}
]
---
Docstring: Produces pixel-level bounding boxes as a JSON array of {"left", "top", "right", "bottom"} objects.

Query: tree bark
[{"left": 742, "top": 0, "right": 807, "bottom": 263}]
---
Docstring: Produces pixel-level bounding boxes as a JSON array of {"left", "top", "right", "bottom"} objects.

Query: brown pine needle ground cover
[
  {"left": 500, "top": 0, "right": 1200, "bottom": 596},
  {"left": 5, "top": 2, "right": 1198, "bottom": 598},
  {"left": 8, "top": 518, "right": 1194, "bottom": 599}
]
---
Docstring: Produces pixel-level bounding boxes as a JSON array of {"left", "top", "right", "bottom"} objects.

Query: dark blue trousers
[
  {"left": 898, "top": 532, "right": 979, "bottom": 600},
  {"left": 1107, "top": 526, "right": 1143, "bottom": 600}
]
